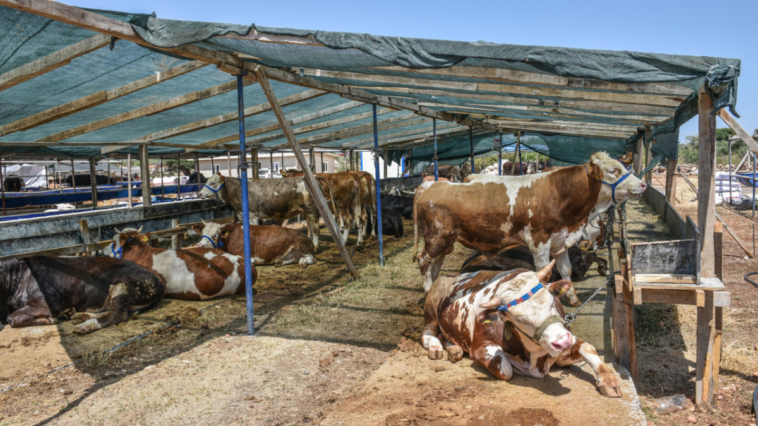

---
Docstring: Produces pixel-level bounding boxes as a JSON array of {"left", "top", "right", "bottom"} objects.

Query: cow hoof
[
  {"left": 598, "top": 266, "right": 607, "bottom": 276},
  {"left": 597, "top": 385, "right": 622, "bottom": 398},
  {"left": 569, "top": 300, "right": 582, "bottom": 307},
  {"left": 427, "top": 348, "right": 445, "bottom": 360},
  {"left": 447, "top": 347, "right": 464, "bottom": 363}
]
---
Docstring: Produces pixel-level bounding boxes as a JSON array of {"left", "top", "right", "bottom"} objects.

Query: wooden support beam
[
  {"left": 698, "top": 88, "right": 717, "bottom": 277},
  {"left": 0, "top": 33, "right": 111, "bottom": 92},
  {"left": 302, "top": 69, "right": 686, "bottom": 107},
  {"left": 353, "top": 124, "right": 466, "bottom": 149},
  {"left": 0, "top": 141, "right": 146, "bottom": 147},
  {"left": 139, "top": 144, "right": 151, "bottom": 207},
  {"left": 78, "top": 219, "right": 92, "bottom": 255},
  {"left": 644, "top": 125, "right": 653, "bottom": 185},
  {"left": 717, "top": 109, "right": 758, "bottom": 156},
  {"left": 633, "top": 134, "right": 644, "bottom": 175},
  {"left": 88, "top": 158, "right": 98, "bottom": 210},
  {"left": 696, "top": 290, "right": 715, "bottom": 404},
  {"left": 0, "top": 60, "right": 208, "bottom": 138},
  {"left": 253, "top": 66, "right": 359, "bottom": 279},
  {"left": 38, "top": 78, "right": 255, "bottom": 143},
  {"left": 665, "top": 159, "right": 678, "bottom": 205}
]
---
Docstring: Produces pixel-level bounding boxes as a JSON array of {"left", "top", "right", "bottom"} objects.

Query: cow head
[
  {"left": 195, "top": 220, "right": 227, "bottom": 249},
  {"left": 108, "top": 227, "right": 146, "bottom": 258},
  {"left": 587, "top": 152, "right": 646, "bottom": 203},
  {"left": 479, "top": 261, "right": 574, "bottom": 357},
  {"left": 198, "top": 172, "right": 226, "bottom": 201}
]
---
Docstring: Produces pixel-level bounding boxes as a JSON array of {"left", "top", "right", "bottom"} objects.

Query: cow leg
[
  {"left": 340, "top": 214, "right": 350, "bottom": 244},
  {"left": 554, "top": 250, "right": 581, "bottom": 307},
  {"left": 306, "top": 214, "right": 320, "bottom": 250},
  {"left": 443, "top": 338, "right": 464, "bottom": 363},
  {"left": 555, "top": 340, "right": 622, "bottom": 398},
  {"left": 470, "top": 342, "right": 513, "bottom": 380},
  {"left": 7, "top": 303, "right": 55, "bottom": 328},
  {"left": 583, "top": 253, "right": 608, "bottom": 276}
]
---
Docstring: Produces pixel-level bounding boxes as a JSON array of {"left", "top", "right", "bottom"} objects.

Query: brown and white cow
[
  {"left": 108, "top": 228, "right": 254, "bottom": 300},
  {"left": 194, "top": 221, "right": 316, "bottom": 268},
  {"left": 423, "top": 164, "right": 464, "bottom": 182},
  {"left": 349, "top": 171, "right": 377, "bottom": 241},
  {"left": 283, "top": 171, "right": 364, "bottom": 244},
  {"left": 199, "top": 173, "right": 334, "bottom": 250},
  {"left": 424, "top": 262, "right": 622, "bottom": 397},
  {"left": 413, "top": 152, "right": 646, "bottom": 304}
]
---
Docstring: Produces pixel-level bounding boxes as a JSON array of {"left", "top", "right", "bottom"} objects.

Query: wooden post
[
  {"left": 665, "top": 159, "right": 678, "bottom": 205},
  {"left": 271, "top": 150, "right": 275, "bottom": 176},
  {"left": 320, "top": 152, "right": 324, "bottom": 173},
  {"left": 633, "top": 133, "right": 644, "bottom": 175},
  {"left": 251, "top": 149, "right": 259, "bottom": 179},
  {"left": 254, "top": 67, "right": 359, "bottom": 279},
  {"left": 127, "top": 154, "right": 132, "bottom": 208},
  {"left": 79, "top": 219, "right": 92, "bottom": 255},
  {"left": 698, "top": 88, "right": 717, "bottom": 278},
  {"left": 696, "top": 87, "right": 716, "bottom": 405},
  {"left": 139, "top": 144, "right": 151, "bottom": 207},
  {"left": 160, "top": 155, "right": 165, "bottom": 199},
  {"left": 0, "top": 156, "right": 5, "bottom": 215},
  {"left": 281, "top": 151, "right": 285, "bottom": 174},
  {"left": 349, "top": 150, "right": 354, "bottom": 171},
  {"left": 713, "top": 222, "right": 724, "bottom": 394},
  {"left": 88, "top": 158, "right": 98, "bottom": 210},
  {"left": 227, "top": 151, "right": 232, "bottom": 177},
  {"left": 383, "top": 150, "right": 388, "bottom": 179},
  {"left": 56, "top": 159, "right": 62, "bottom": 194},
  {"left": 408, "top": 149, "right": 413, "bottom": 176},
  {"left": 644, "top": 126, "right": 653, "bottom": 185},
  {"left": 171, "top": 218, "right": 181, "bottom": 250},
  {"left": 70, "top": 159, "right": 77, "bottom": 193},
  {"left": 308, "top": 146, "right": 315, "bottom": 172},
  {"left": 176, "top": 153, "right": 182, "bottom": 200}
]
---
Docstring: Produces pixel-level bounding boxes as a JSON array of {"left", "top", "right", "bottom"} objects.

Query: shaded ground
[{"left": 0, "top": 216, "right": 643, "bottom": 425}]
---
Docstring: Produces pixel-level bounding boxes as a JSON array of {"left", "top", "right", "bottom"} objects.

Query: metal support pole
[
  {"left": 236, "top": 74, "right": 256, "bottom": 336},
  {"left": 281, "top": 151, "right": 285, "bottom": 174},
  {"left": 44, "top": 162, "right": 49, "bottom": 190},
  {"left": 140, "top": 145, "right": 151, "bottom": 207},
  {"left": 270, "top": 151, "right": 274, "bottom": 177},
  {"left": 373, "top": 104, "right": 384, "bottom": 266},
  {"left": 383, "top": 151, "right": 388, "bottom": 179},
  {"left": 433, "top": 118, "right": 438, "bottom": 181},
  {"left": 409, "top": 149, "right": 413, "bottom": 177},
  {"left": 160, "top": 156, "right": 165, "bottom": 199},
  {"left": 177, "top": 153, "right": 182, "bottom": 200},
  {"left": 0, "top": 157, "right": 5, "bottom": 215},
  {"left": 88, "top": 158, "right": 98, "bottom": 210},
  {"left": 320, "top": 152, "right": 324, "bottom": 173},
  {"left": 56, "top": 159, "right": 62, "bottom": 194},
  {"left": 194, "top": 153, "right": 200, "bottom": 193},
  {"left": 498, "top": 133, "right": 503, "bottom": 176},
  {"left": 127, "top": 154, "right": 132, "bottom": 208},
  {"left": 70, "top": 159, "right": 77, "bottom": 192},
  {"left": 469, "top": 127, "right": 475, "bottom": 175}
]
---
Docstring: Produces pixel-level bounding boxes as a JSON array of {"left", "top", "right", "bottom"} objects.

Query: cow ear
[
  {"left": 548, "top": 280, "right": 573, "bottom": 298},
  {"left": 221, "top": 229, "right": 231, "bottom": 237},
  {"left": 536, "top": 259, "right": 555, "bottom": 282},
  {"left": 141, "top": 232, "right": 151, "bottom": 243},
  {"left": 218, "top": 174, "right": 225, "bottom": 183},
  {"left": 479, "top": 295, "right": 502, "bottom": 309}
]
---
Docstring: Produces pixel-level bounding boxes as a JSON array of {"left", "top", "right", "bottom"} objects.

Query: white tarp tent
[{"left": 1, "top": 164, "right": 48, "bottom": 189}]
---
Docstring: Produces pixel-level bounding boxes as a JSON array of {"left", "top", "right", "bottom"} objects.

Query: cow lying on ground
[
  {"left": 193, "top": 220, "right": 316, "bottom": 268},
  {"left": 199, "top": 173, "right": 334, "bottom": 250},
  {"left": 460, "top": 245, "right": 607, "bottom": 281},
  {"left": 424, "top": 262, "right": 622, "bottom": 397},
  {"left": 108, "top": 227, "right": 254, "bottom": 300},
  {"left": 414, "top": 152, "right": 646, "bottom": 305},
  {"left": 381, "top": 194, "right": 414, "bottom": 220},
  {"left": 283, "top": 171, "right": 363, "bottom": 245},
  {"left": 0, "top": 256, "right": 165, "bottom": 334},
  {"left": 374, "top": 207, "right": 404, "bottom": 238}
]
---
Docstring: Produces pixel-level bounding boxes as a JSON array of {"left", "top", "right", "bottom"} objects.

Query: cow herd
[{"left": 1, "top": 151, "right": 641, "bottom": 398}]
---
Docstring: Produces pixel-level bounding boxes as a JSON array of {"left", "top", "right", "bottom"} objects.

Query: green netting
[{"left": 0, "top": 6, "right": 743, "bottom": 165}]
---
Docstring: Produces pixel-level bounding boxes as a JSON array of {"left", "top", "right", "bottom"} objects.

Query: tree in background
[
  {"left": 162, "top": 159, "right": 195, "bottom": 176},
  {"left": 679, "top": 128, "right": 750, "bottom": 165}
]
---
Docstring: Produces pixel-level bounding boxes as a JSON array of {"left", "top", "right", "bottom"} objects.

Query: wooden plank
[
  {"left": 665, "top": 159, "right": 678, "bottom": 205},
  {"left": 0, "top": 33, "right": 111, "bottom": 91},
  {"left": 348, "top": 123, "right": 463, "bottom": 149},
  {"left": 613, "top": 275, "right": 631, "bottom": 374},
  {"left": 0, "top": 61, "right": 208, "bottom": 138},
  {"left": 171, "top": 219, "right": 181, "bottom": 250},
  {"left": 635, "top": 277, "right": 725, "bottom": 291},
  {"left": 253, "top": 66, "right": 360, "bottom": 279},
  {"left": 633, "top": 287, "right": 642, "bottom": 305},
  {"left": 79, "top": 219, "right": 92, "bottom": 255},
  {"left": 714, "top": 222, "right": 723, "bottom": 280},
  {"left": 304, "top": 69, "right": 686, "bottom": 107},
  {"left": 370, "top": 65, "right": 694, "bottom": 96},
  {"left": 698, "top": 88, "right": 717, "bottom": 278},
  {"left": 640, "top": 288, "right": 730, "bottom": 307},
  {"left": 37, "top": 79, "right": 255, "bottom": 143},
  {"left": 635, "top": 274, "right": 696, "bottom": 283},
  {"left": 644, "top": 126, "right": 653, "bottom": 185},
  {"left": 633, "top": 134, "right": 644, "bottom": 175},
  {"left": 696, "top": 289, "right": 715, "bottom": 404},
  {"left": 717, "top": 109, "right": 758, "bottom": 156},
  {"left": 139, "top": 145, "right": 151, "bottom": 207},
  {"left": 484, "top": 118, "right": 637, "bottom": 133},
  {"left": 88, "top": 158, "right": 98, "bottom": 210}
]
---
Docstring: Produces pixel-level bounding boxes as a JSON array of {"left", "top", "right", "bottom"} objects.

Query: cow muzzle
[{"left": 550, "top": 332, "right": 573, "bottom": 351}]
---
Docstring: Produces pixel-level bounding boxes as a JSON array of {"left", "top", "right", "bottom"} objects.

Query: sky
[{"left": 70, "top": 0, "right": 758, "bottom": 144}]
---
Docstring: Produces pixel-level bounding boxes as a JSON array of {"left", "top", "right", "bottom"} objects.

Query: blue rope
[
  {"left": 201, "top": 235, "right": 222, "bottom": 249},
  {"left": 496, "top": 283, "right": 545, "bottom": 313},
  {"left": 111, "top": 237, "right": 134, "bottom": 259},
  {"left": 587, "top": 165, "right": 632, "bottom": 203}
]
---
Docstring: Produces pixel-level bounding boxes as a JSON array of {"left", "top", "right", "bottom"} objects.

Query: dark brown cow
[
  {"left": 423, "top": 263, "right": 622, "bottom": 397},
  {"left": 413, "top": 152, "right": 647, "bottom": 305},
  {"left": 423, "top": 164, "right": 464, "bottom": 182},
  {"left": 460, "top": 245, "right": 607, "bottom": 281},
  {"left": 199, "top": 173, "right": 335, "bottom": 250},
  {"left": 194, "top": 221, "right": 316, "bottom": 268},
  {"left": 109, "top": 228, "right": 254, "bottom": 300},
  {"left": 0, "top": 256, "right": 164, "bottom": 334}
]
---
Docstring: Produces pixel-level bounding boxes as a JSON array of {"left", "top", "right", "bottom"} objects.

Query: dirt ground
[
  {"left": 638, "top": 176, "right": 758, "bottom": 426},
  {"left": 1, "top": 217, "right": 644, "bottom": 426}
]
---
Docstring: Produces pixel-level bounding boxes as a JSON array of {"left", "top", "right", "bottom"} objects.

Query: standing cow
[
  {"left": 413, "top": 152, "right": 646, "bottom": 305},
  {"left": 108, "top": 228, "right": 254, "bottom": 300},
  {"left": 199, "top": 173, "right": 334, "bottom": 250},
  {"left": 194, "top": 221, "right": 316, "bottom": 268},
  {"left": 423, "top": 262, "right": 622, "bottom": 397},
  {"left": 0, "top": 256, "right": 165, "bottom": 334}
]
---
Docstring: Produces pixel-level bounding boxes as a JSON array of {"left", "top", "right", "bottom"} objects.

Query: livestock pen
[{"left": 0, "top": 1, "right": 754, "bottom": 424}]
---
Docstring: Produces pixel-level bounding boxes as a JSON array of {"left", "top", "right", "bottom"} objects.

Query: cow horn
[
  {"left": 479, "top": 295, "right": 502, "bottom": 310},
  {"left": 536, "top": 259, "right": 556, "bottom": 281},
  {"left": 137, "top": 226, "right": 143, "bottom": 233},
  {"left": 114, "top": 227, "right": 122, "bottom": 234},
  {"left": 202, "top": 219, "right": 207, "bottom": 224}
]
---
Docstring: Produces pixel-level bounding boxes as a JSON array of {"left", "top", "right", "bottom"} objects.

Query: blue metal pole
[
  {"left": 372, "top": 104, "right": 384, "bottom": 266},
  {"left": 236, "top": 74, "right": 255, "bottom": 336},
  {"left": 469, "top": 127, "right": 475, "bottom": 175},
  {"left": 433, "top": 118, "right": 438, "bottom": 181}
]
